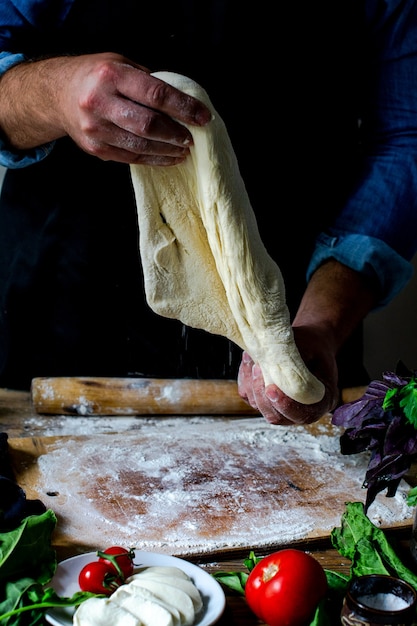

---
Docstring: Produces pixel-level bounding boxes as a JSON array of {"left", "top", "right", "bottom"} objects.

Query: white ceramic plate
[{"left": 45, "top": 550, "right": 226, "bottom": 626}]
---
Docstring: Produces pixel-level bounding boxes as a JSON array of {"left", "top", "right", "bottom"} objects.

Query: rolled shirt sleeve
[
  {"left": 0, "top": 52, "right": 56, "bottom": 167},
  {"left": 307, "top": 231, "right": 414, "bottom": 309},
  {"left": 308, "top": 0, "right": 417, "bottom": 308},
  {"left": 0, "top": 0, "right": 73, "bottom": 167}
]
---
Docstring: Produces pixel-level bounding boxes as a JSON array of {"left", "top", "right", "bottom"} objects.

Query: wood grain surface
[
  {"left": 31, "top": 377, "right": 260, "bottom": 416},
  {"left": 9, "top": 416, "right": 413, "bottom": 559}
]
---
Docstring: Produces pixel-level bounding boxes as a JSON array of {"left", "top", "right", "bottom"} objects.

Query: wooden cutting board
[{"left": 9, "top": 416, "right": 413, "bottom": 558}]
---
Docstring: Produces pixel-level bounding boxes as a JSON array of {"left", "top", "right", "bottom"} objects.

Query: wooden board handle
[{"left": 31, "top": 377, "right": 260, "bottom": 416}]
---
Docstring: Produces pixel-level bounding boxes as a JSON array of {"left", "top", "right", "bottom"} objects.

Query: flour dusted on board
[{"left": 33, "top": 418, "right": 413, "bottom": 555}]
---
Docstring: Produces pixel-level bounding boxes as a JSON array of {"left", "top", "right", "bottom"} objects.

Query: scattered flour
[
  {"left": 30, "top": 418, "right": 413, "bottom": 556},
  {"left": 21, "top": 415, "right": 219, "bottom": 437}
]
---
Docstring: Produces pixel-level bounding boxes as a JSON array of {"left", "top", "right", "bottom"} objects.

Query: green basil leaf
[
  {"left": 0, "top": 509, "right": 57, "bottom": 584},
  {"left": 211, "top": 571, "right": 248, "bottom": 595}
]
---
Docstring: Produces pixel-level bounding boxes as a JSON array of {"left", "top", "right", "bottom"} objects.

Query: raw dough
[{"left": 129, "top": 72, "right": 324, "bottom": 404}]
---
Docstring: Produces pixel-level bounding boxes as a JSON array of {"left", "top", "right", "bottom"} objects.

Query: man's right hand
[{"left": 0, "top": 52, "right": 212, "bottom": 164}]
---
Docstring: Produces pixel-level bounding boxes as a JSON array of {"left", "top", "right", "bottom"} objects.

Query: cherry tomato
[
  {"left": 98, "top": 546, "right": 135, "bottom": 579},
  {"left": 245, "top": 549, "right": 327, "bottom": 626},
  {"left": 78, "top": 560, "right": 123, "bottom": 596}
]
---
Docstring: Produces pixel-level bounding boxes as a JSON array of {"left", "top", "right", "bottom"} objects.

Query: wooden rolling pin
[{"left": 31, "top": 377, "right": 260, "bottom": 416}]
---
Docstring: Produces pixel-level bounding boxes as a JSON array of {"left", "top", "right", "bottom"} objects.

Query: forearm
[
  {"left": 0, "top": 57, "right": 71, "bottom": 150},
  {"left": 293, "top": 259, "right": 378, "bottom": 355},
  {"left": 302, "top": 2, "right": 417, "bottom": 312},
  {"left": 0, "top": 52, "right": 211, "bottom": 166}
]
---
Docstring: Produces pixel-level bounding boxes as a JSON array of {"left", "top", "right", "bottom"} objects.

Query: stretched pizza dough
[{"left": 129, "top": 71, "right": 324, "bottom": 404}]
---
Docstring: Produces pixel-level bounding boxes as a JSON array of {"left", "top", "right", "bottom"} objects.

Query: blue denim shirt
[
  {"left": 0, "top": 0, "right": 72, "bottom": 166},
  {"left": 0, "top": 0, "right": 416, "bottom": 306}
]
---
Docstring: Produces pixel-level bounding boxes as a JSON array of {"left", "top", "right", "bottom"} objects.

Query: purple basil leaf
[
  {"left": 332, "top": 369, "right": 417, "bottom": 511},
  {"left": 383, "top": 416, "right": 417, "bottom": 455},
  {"left": 366, "top": 449, "right": 382, "bottom": 473},
  {"left": 364, "top": 453, "right": 409, "bottom": 484},
  {"left": 365, "top": 477, "right": 402, "bottom": 511},
  {"left": 332, "top": 380, "right": 388, "bottom": 428},
  {"left": 382, "top": 371, "right": 409, "bottom": 387}
]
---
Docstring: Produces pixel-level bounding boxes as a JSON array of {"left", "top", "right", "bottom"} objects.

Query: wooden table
[{"left": 1, "top": 386, "right": 415, "bottom": 626}]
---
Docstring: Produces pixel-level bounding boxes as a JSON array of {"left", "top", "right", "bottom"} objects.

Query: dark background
[{"left": 0, "top": 165, "right": 415, "bottom": 383}]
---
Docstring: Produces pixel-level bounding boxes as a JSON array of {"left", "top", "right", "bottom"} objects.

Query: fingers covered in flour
[
  {"left": 53, "top": 54, "right": 212, "bottom": 165},
  {"left": 238, "top": 351, "right": 338, "bottom": 426}
]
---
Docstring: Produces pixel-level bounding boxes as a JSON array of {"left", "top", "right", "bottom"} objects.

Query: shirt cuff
[
  {"left": 307, "top": 231, "right": 414, "bottom": 309},
  {"left": 0, "top": 52, "right": 55, "bottom": 168}
]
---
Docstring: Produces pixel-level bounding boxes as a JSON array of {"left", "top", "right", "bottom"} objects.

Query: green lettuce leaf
[
  {"left": 331, "top": 502, "right": 417, "bottom": 588},
  {"left": 0, "top": 509, "right": 57, "bottom": 584}
]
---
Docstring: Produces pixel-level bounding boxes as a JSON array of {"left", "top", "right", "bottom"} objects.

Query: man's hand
[
  {"left": 237, "top": 325, "right": 340, "bottom": 425},
  {"left": 0, "top": 52, "right": 212, "bottom": 164},
  {"left": 239, "top": 259, "right": 378, "bottom": 425}
]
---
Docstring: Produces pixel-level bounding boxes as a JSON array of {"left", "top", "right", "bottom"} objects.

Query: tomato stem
[
  {"left": 96, "top": 550, "right": 125, "bottom": 580},
  {"left": 96, "top": 548, "right": 136, "bottom": 581}
]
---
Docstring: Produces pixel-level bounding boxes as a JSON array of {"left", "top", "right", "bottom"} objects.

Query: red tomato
[
  {"left": 78, "top": 560, "right": 123, "bottom": 596},
  {"left": 245, "top": 549, "right": 327, "bottom": 626},
  {"left": 98, "top": 546, "right": 135, "bottom": 579}
]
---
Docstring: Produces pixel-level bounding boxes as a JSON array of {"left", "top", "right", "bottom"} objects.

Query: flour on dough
[{"left": 129, "top": 71, "right": 324, "bottom": 404}]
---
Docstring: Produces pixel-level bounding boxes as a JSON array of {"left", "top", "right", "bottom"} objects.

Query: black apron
[{"left": 0, "top": 0, "right": 368, "bottom": 389}]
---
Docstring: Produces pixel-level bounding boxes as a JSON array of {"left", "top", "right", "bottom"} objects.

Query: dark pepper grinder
[{"left": 341, "top": 575, "right": 417, "bottom": 626}]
